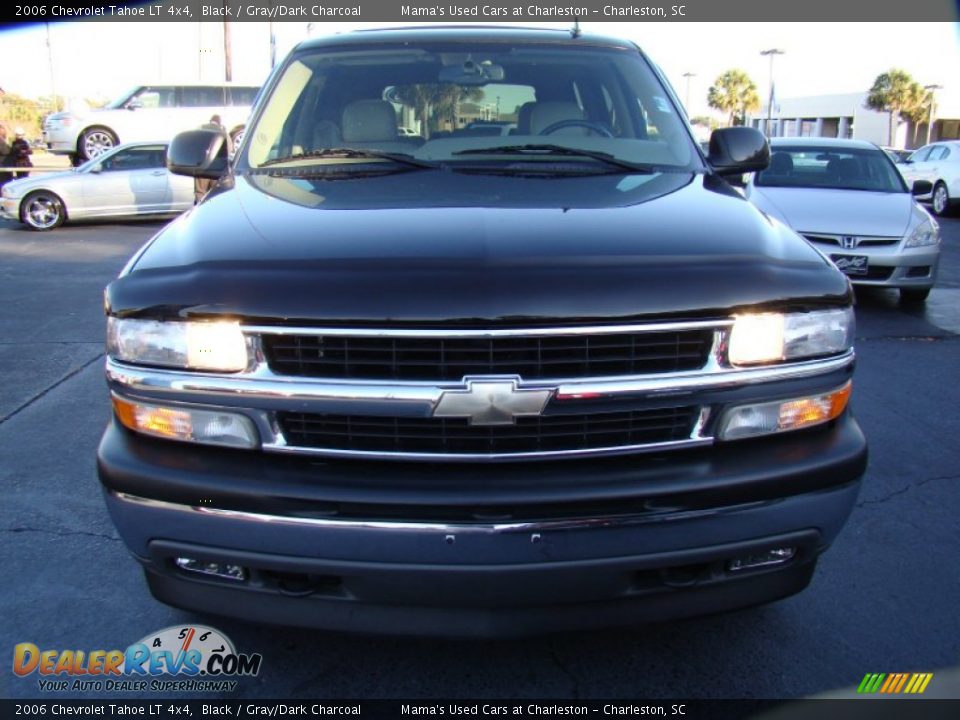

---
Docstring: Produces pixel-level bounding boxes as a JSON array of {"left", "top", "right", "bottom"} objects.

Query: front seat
[
  {"left": 528, "top": 102, "right": 587, "bottom": 136},
  {"left": 768, "top": 151, "right": 794, "bottom": 176},
  {"left": 341, "top": 99, "right": 397, "bottom": 146}
]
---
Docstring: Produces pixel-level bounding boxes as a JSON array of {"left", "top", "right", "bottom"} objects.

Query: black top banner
[
  {"left": 2, "top": 700, "right": 960, "bottom": 720},
  {"left": 5, "top": 0, "right": 959, "bottom": 23}
]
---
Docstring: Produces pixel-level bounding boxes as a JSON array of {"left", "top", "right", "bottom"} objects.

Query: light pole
[
  {"left": 924, "top": 84, "right": 943, "bottom": 145},
  {"left": 45, "top": 22, "right": 58, "bottom": 112},
  {"left": 760, "top": 49, "right": 785, "bottom": 136},
  {"left": 681, "top": 72, "right": 696, "bottom": 114}
]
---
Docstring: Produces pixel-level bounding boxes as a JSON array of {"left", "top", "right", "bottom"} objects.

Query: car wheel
[
  {"left": 21, "top": 191, "right": 66, "bottom": 231},
  {"left": 899, "top": 287, "right": 931, "bottom": 304},
  {"left": 931, "top": 182, "right": 952, "bottom": 217},
  {"left": 79, "top": 127, "right": 118, "bottom": 161}
]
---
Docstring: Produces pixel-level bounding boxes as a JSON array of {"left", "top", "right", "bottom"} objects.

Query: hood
[
  {"left": 106, "top": 169, "right": 850, "bottom": 325},
  {"left": 750, "top": 186, "right": 913, "bottom": 237}
]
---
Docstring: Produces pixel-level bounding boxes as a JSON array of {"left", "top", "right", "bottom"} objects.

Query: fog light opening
[
  {"left": 727, "top": 547, "right": 797, "bottom": 573},
  {"left": 175, "top": 557, "right": 247, "bottom": 582}
]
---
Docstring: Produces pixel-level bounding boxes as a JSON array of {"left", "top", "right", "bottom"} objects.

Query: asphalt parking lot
[{"left": 0, "top": 213, "right": 958, "bottom": 701}]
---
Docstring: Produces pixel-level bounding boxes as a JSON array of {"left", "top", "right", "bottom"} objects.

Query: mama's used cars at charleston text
[{"left": 98, "top": 27, "right": 867, "bottom": 636}]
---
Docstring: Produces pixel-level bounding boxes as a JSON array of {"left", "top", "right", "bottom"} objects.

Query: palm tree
[
  {"left": 707, "top": 70, "right": 761, "bottom": 127},
  {"left": 865, "top": 69, "right": 929, "bottom": 147},
  {"left": 391, "top": 84, "right": 483, "bottom": 139}
]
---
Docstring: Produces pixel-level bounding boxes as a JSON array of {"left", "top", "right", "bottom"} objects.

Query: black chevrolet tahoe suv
[{"left": 98, "top": 27, "right": 867, "bottom": 637}]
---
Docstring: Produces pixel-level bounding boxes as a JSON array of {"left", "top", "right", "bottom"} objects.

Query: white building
[{"left": 747, "top": 91, "right": 960, "bottom": 149}]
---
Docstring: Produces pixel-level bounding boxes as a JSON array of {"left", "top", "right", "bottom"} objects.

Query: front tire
[
  {"left": 900, "top": 287, "right": 931, "bottom": 304},
  {"left": 79, "top": 127, "right": 117, "bottom": 161},
  {"left": 931, "top": 182, "right": 952, "bottom": 217},
  {"left": 21, "top": 191, "right": 66, "bottom": 231}
]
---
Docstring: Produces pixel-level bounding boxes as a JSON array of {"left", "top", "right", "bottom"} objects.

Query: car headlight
[
  {"left": 903, "top": 219, "right": 939, "bottom": 248},
  {"left": 107, "top": 318, "right": 248, "bottom": 372},
  {"left": 728, "top": 308, "right": 854, "bottom": 366}
]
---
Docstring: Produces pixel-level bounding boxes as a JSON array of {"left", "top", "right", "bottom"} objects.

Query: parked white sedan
[
  {"left": 745, "top": 138, "right": 941, "bottom": 303},
  {"left": 897, "top": 140, "right": 960, "bottom": 217},
  {"left": 0, "top": 141, "right": 193, "bottom": 231}
]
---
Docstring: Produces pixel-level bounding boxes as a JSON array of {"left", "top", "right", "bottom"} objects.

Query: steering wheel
[{"left": 538, "top": 119, "right": 614, "bottom": 138}]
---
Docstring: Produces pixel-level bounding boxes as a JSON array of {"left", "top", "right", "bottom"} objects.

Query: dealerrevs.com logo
[{"left": 13, "top": 625, "right": 263, "bottom": 693}]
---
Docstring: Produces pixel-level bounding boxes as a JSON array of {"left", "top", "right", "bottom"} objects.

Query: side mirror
[
  {"left": 126, "top": 100, "right": 142, "bottom": 111},
  {"left": 911, "top": 180, "right": 933, "bottom": 196},
  {"left": 167, "top": 129, "right": 228, "bottom": 179},
  {"left": 708, "top": 127, "right": 770, "bottom": 176},
  {"left": 89, "top": 163, "right": 102, "bottom": 174}
]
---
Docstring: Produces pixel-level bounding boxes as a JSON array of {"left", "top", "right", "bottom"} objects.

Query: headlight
[
  {"left": 903, "top": 220, "right": 939, "bottom": 248},
  {"left": 107, "top": 318, "right": 248, "bottom": 372},
  {"left": 728, "top": 308, "right": 854, "bottom": 366}
]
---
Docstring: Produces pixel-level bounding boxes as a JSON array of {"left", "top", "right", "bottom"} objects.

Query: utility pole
[
  {"left": 760, "top": 49, "right": 785, "bottom": 136},
  {"left": 682, "top": 72, "right": 696, "bottom": 114},
  {"left": 269, "top": 22, "right": 276, "bottom": 67},
  {"left": 223, "top": 1, "right": 233, "bottom": 82},
  {"left": 45, "top": 22, "right": 58, "bottom": 112},
  {"left": 924, "top": 84, "right": 943, "bottom": 145}
]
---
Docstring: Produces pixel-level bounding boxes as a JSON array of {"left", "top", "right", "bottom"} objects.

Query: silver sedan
[
  {"left": 745, "top": 138, "right": 941, "bottom": 304},
  {"left": 1, "top": 141, "right": 194, "bottom": 231}
]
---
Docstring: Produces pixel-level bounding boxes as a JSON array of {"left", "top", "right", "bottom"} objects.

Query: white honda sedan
[
  {"left": 897, "top": 140, "right": 960, "bottom": 217},
  {"left": 745, "top": 138, "right": 941, "bottom": 303},
  {"left": 1, "top": 141, "right": 193, "bottom": 231}
]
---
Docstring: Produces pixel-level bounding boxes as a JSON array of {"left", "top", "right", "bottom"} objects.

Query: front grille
[
  {"left": 278, "top": 406, "right": 699, "bottom": 456},
  {"left": 261, "top": 329, "right": 714, "bottom": 381},
  {"left": 804, "top": 234, "right": 900, "bottom": 247}
]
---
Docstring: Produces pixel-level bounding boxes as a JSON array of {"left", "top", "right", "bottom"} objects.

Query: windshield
[
  {"left": 105, "top": 87, "right": 141, "bottom": 110},
  {"left": 241, "top": 41, "right": 700, "bottom": 172},
  {"left": 756, "top": 146, "right": 906, "bottom": 193}
]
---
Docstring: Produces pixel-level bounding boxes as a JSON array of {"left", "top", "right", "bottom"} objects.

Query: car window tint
[
  {"left": 135, "top": 87, "right": 176, "bottom": 109},
  {"left": 100, "top": 146, "right": 166, "bottom": 172},
  {"left": 181, "top": 87, "right": 229, "bottom": 107},
  {"left": 908, "top": 147, "right": 932, "bottom": 163},
  {"left": 756, "top": 146, "right": 906, "bottom": 192},
  {"left": 244, "top": 42, "right": 697, "bottom": 169},
  {"left": 229, "top": 87, "right": 259, "bottom": 106},
  {"left": 927, "top": 146, "right": 947, "bottom": 161}
]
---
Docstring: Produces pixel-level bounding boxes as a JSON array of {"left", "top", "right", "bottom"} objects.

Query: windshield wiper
[
  {"left": 452, "top": 144, "right": 660, "bottom": 173},
  {"left": 259, "top": 147, "right": 435, "bottom": 169}
]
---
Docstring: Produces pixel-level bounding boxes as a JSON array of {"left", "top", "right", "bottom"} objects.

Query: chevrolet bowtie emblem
[{"left": 432, "top": 379, "right": 553, "bottom": 426}]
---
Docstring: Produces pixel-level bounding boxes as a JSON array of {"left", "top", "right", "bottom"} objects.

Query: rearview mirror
[
  {"left": 439, "top": 60, "right": 505, "bottom": 85},
  {"left": 708, "top": 127, "right": 770, "bottom": 176},
  {"left": 911, "top": 180, "right": 933, "bottom": 196},
  {"left": 167, "top": 129, "right": 228, "bottom": 179}
]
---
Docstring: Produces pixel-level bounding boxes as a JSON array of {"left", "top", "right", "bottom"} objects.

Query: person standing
[
  {"left": 11, "top": 128, "right": 33, "bottom": 179},
  {"left": 0, "top": 124, "right": 12, "bottom": 188}
]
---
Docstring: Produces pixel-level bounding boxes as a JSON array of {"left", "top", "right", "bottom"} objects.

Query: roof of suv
[
  {"left": 297, "top": 25, "right": 638, "bottom": 52},
  {"left": 769, "top": 137, "right": 881, "bottom": 151}
]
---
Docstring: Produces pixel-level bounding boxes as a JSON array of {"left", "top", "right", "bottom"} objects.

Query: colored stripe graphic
[{"left": 857, "top": 672, "right": 932, "bottom": 694}]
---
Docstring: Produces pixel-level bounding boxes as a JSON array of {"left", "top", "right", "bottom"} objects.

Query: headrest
[{"left": 341, "top": 100, "right": 397, "bottom": 143}]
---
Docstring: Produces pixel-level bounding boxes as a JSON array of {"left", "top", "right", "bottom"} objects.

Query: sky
[{"left": 1, "top": 20, "right": 959, "bottom": 118}]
